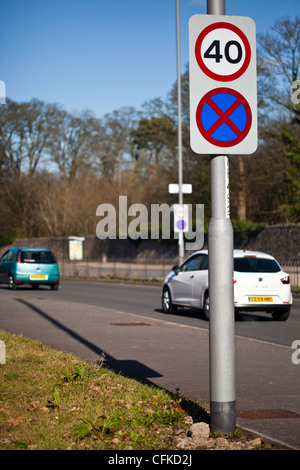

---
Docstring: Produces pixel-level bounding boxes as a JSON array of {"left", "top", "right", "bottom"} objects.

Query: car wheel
[
  {"left": 8, "top": 274, "right": 17, "bottom": 290},
  {"left": 51, "top": 283, "right": 59, "bottom": 291},
  {"left": 162, "top": 287, "right": 177, "bottom": 314},
  {"left": 203, "top": 292, "right": 209, "bottom": 321},
  {"left": 272, "top": 308, "right": 290, "bottom": 321}
]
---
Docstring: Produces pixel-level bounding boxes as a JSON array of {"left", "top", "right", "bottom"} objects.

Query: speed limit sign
[
  {"left": 189, "top": 15, "right": 257, "bottom": 154},
  {"left": 195, "top": 22, "right": 251, "bottom": 81}
]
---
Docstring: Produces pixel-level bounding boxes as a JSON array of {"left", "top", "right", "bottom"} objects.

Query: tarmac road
[{"left": 0, "top": 280, "right": 299, "bottom": 449}]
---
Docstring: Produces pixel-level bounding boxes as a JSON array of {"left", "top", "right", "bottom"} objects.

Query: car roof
[
  {"left": 12, "top": 247, "right": 50, "bottom": 251},
  {"left": 233, "top": 249, "right": 275, "bottom": 259},
  {"left": 189, "top": 249, "right": 275, "bottom": 260}
]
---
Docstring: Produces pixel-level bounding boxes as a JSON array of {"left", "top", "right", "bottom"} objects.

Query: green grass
[{"left": 0, "top": 330, "right": 207, "bottom": 450}]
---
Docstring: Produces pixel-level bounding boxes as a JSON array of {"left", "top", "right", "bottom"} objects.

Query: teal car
[{"left": 0, "top": 247, "right": 60, "bottom": 290}]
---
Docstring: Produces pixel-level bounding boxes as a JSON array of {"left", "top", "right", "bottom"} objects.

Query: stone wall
[
  {"left": 241, "top": 224, "right": 300, "bottom": 260},
  {"left": 0, "top": 236, "right": 179, "bottom": 261},
  {"left": 0, "top": 224, "right": 299, "bottom": 261}
]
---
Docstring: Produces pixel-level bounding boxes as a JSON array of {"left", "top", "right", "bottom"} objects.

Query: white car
[{"left": 162, "top": 249, "right": 293, "bottom": 321}]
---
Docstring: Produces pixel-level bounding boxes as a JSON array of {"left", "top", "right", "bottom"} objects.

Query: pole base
[{"left": 210, "top": 401, "right": 236, "bottom": 434}]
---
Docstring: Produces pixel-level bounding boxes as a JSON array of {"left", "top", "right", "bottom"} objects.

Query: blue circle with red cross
[
  {"left": 176, "top": 219, "right": 186, "bottom": 231},
  {"left": 196, "top": 87, "right": 252, "bottom": 147}
]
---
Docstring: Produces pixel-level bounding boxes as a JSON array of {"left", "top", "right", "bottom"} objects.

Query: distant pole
[
  {"left": 207, "top": 0, "right": 236, "bottom": 433},
  {"left": 176, "top": 0, "right": 184, "bottom": 266}
]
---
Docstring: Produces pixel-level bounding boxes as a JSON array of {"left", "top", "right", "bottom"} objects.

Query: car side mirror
[{"left": 172, "top": 265, "right": 179, "bottom": 275}]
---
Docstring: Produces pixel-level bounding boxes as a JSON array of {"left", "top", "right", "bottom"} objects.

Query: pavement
[{"left": 1, "top": 293, "right": 300, "bottom": 450}]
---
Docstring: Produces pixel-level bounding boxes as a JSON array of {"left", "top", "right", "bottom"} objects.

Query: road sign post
[
  {"left": 176, "top": 0, "right": 184, "bottom": 266},
  {"left": 173, "top": 204, "right": 189, "bottom": 233},
  {"left": 189, "top": 0, "right": 257, "bottom": 433}
]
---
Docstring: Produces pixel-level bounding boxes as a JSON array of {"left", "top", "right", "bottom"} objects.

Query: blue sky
[{"left": 1, "top": 0, "right": 299, "bottom": 119}]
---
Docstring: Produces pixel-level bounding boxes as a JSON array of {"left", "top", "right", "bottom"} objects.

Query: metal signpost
[
  {"left": 189, "top": 0, "right": 257, "bottom": 433},
  {"left": 176, "top": 0, "right": 184, "bottom": 266}
]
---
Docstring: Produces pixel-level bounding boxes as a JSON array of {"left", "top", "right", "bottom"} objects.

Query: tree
[
  {"left": 131, "top": 115, "right": 176, "bottom": 178},
  {"left": 48, "top": 108, "right": 101, "bottom": 180},
  {"left": 97, "top": 107, "right": 139, "bottom": 184},
  {"left": 278, "top": 123, "right": 300, "bottom": 221},
  {"left": 258, "top": 16, "right": 300, "bottom": 122},
  {"left": 0, "top": 99, "right": 22, "bottom": 177},
  {"left": 257, "top": 16, "right": 300, "bottom": 222},
  {"left": 230, "top": 16, "right": 300, "bottom": 224},
  {"left": 0, "top": 98, "right": 55, "bottom": 177}
]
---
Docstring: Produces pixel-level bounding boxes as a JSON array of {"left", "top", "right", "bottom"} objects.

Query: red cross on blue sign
[
  {"left": 196, "top": 87, "right": 252, "bottom": 147},
  {"left": 176, "top": 219, "right": 187, "bottom": 231}
]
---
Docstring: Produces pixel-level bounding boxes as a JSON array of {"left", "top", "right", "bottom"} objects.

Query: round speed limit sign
[{"left": 195, "top": 22, "right": 251, "bottom": 81}]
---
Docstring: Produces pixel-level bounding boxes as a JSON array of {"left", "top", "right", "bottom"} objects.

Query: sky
[{"left": 1, "top": 0, "right": 299, "bottom": 119}]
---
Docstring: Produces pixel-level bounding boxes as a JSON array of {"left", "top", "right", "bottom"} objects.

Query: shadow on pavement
[{"left": 15, "top": 298, "right": 162, "bottom": 386}]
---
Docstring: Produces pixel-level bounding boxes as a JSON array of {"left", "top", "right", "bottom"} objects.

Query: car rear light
[
  {"left": 281, "top": 276, "right": 290, "bottom": 284},
  {"left": 17, "top": 250, "right": 21, "bottom": 263},
  {"left": 233, "top": 280, "right": 237, "bottom": 284},
  {"left": 50, "top": 251, "right": 57, "bottom": 263}
]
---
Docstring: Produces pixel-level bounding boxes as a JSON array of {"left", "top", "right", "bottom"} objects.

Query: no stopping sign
[{"left": 196, "top": 88, "right": 252, "bottom": 147}]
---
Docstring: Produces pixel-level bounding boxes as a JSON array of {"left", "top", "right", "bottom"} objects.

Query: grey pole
[
  {"left": 176, "top": 0, "right": 184, "bottom": 266},
  {"left": 207, "top": 0, "right": 236, "bottom": 433}
]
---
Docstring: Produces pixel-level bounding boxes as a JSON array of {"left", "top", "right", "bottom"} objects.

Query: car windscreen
[
  {"left": 234, "top": 257, "right": 281, "bottom": 273},
  {"left": 20, "top": 251, "right": 56, "bottom": 264}
]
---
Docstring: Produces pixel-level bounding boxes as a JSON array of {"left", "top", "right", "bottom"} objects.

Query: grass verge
[{"left": 0, "top": 330, "right": 207, "bottom": 450}]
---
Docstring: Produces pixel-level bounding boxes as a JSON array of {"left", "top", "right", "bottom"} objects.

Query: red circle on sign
[
  {"left": 195, "top": 22, "right": 251, "bottom": 82},
  {"left": 196, "top": 87, "right": 252, "bottom": 147}
]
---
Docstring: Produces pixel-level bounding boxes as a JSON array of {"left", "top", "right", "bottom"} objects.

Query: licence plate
[
  {"left": 30, "top": 275, "right": 47, "bottom": 280},
  {"left": 248, "top": 296, "right": 273, "bottom": 303}
]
